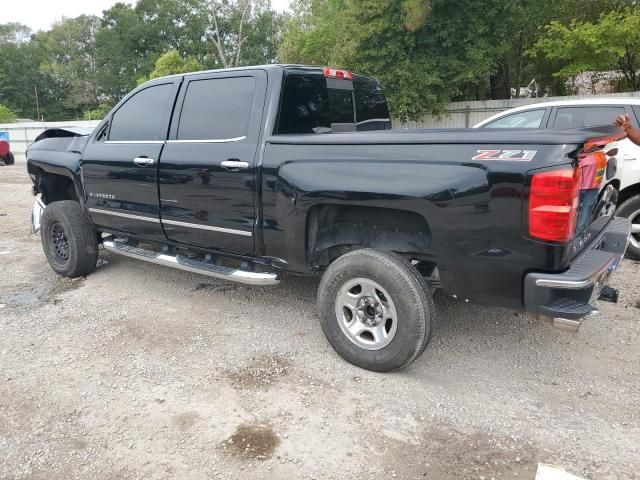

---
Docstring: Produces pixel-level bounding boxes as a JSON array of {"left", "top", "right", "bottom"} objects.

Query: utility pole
[{"left": 34, "top": 86, "right": 41, "bottom": 121}]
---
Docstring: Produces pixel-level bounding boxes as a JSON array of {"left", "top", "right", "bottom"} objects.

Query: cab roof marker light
[{"left": 323, "top": 67, "right": 353, "bottom": 81}]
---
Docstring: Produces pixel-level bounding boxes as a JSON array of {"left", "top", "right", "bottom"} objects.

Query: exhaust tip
[
  {"left": 552, "top": 317, "right": 582, "bottom": 333},
  {"left": 536, "top": 315, "right": 583, "bottom": 333}
]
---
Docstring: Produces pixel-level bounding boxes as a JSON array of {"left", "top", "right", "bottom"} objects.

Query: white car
[{"left": 475, "top": 99, "right": 640, "bottom": 259}]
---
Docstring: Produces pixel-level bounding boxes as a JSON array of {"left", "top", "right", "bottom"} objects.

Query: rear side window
[
  {"left": 177, "top": 77, "right": 255, "bottom": 140},
  {"left": 277, "top": 74, "right": 331, "bottom": 134},
  {"left": 354, "top": 76, "right": 391, "bottom": 131},
  {"left": 277, "top": 72, "right": 391, "bottom": 134},
  {"left": 484, "top": 109, "right": 545, "bottom": 129},
  {"left": 553, "top": 106, "right": 626, "bottom": 129},
  {"left": 109, "top": 83, "right": 173, "bottom": 141}
]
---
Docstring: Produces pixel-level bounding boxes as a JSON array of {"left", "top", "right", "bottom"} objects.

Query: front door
[
  {"left": 82, "top": 80, "right": 178, "bottom": 240},
  {"left": 158, "top": 70, "right": 267, "bottom": 254}
]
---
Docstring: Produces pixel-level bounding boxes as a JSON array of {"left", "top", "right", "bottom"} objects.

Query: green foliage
[
  {"left": 0, "top": 104, "right": 17, "bottom": 122},
  {"left": 0, "top": 0, "right": 284, "bottom": 121},
  {"left": 82, "top": 104, "right": 113, "bottom": 121},
  {"left": 533, "top": 8, "right": 640, "bottom": 90},
  {"left": 140, "top": 49, "right": 203, "bottom": 84}
]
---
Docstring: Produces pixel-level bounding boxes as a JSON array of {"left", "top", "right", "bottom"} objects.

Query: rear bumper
[{"left": 524, "top": 217, "right": 631, "bottom": 320}]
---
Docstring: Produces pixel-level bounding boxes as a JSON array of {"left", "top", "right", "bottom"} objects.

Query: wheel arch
[
  {"left": 28, "top": 160, "right": 84, "bottom": 206},
  {"left": 305, "top": 203, "right": 433, "bottom": 269},
  {"left": 618, "top": 182, "right": 640, "bottom": 206}
]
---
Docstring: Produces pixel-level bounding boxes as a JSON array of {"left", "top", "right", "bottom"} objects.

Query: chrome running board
[{"left": 102, "top": 239, "right": 280, "bottom": 286}]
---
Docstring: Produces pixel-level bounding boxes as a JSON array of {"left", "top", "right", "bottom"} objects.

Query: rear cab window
[{"left": 276, "top": 68, "right": 392, "bottom": 134}]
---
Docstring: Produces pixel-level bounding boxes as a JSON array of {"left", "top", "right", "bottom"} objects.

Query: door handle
[
  {"left": 134, "top": 157, "right": 155, "bottom": 167},
  {"left": 220, "top": 160, "right": 250, "bottom": 170}
]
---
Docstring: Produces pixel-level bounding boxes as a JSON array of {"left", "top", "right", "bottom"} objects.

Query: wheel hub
[
  {"left": 334, "top": 278, "right": 399, "bottom": 351},
  {"left": 356, "top": 296, "right": 384, "bottom": 327},
  {"left": 630, "top": 209, "right": 640, "bottom": 250},
  {"left": 51, "top": 223, "right": 69, "bottom": 261}
]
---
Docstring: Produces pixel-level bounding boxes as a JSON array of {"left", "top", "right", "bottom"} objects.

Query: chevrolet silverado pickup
[{"left": 26, "top": 65, "right": 632, "bottom": 372}]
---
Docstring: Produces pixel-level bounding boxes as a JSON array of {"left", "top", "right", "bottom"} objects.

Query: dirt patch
[
  {"left": 0, "top": 277, "right": 83, "bottom": 308},
  {"left": 173, "top": 411, "right": 200, "bottom": 431},
  {"left": 225, "top": 354, "right": 290, "bottom": 389},
  {"left": 223, "top": 424, "right": 280, "bottom": 460},
  {"left": 419, "top": 424, "right": 538, "bottom": 479},
  {"left": 377, "top": 422, "right": 539, "bottom": 479},
  {"left": 192, "top": 282, "right": 239, "bottom": 294}
]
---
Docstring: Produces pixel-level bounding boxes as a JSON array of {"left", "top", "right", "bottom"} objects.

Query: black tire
[
  {"left": 317, "top": 249, "right": 435, "bottom": 372},
  {"left": 40, "top": 201, "right": 98, "bottom": 278},
  {"left": 4, "top": 151, "right": 14, "bottom": 165},
  {"left": 617, "top": 195, "right": 640, "bottom": 260}
]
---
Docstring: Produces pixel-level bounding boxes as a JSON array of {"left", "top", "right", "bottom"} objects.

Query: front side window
[
  {"left": 177, "top": 77, "right": 256, "bottom": 140},
  {"left": 484, "top": 109, "right": 545, "bottom": 129},
  {"left": 553, "top": 106, "right": 627, "bottom": 129},
  {"left": 109, "top": 83, "right": 173, "bottom": 141}
]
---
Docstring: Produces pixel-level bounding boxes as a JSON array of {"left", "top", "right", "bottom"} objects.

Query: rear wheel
[
  {"left": 4, "top": 151, "right": 14, "bottom": 165},
  {"left": 317, "top": 249, "right": 434, "bottom": 372},
  {"left": 617, "top": 195, "right": 640, "bottom": 260},
  {"left": 40, "top": 201, "right": 98, "bottom": 278}
]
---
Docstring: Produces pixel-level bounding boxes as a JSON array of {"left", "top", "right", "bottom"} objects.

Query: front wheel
[
  {"left": 40, "top": 201, "right": 98, "bottom": 278},
  {"left": 617, "top": 195, "right": 640, "bottom": 260},
  {"left": 317, "top": 249, "right": 434, "bottom": 372},
  {"left": 4, "top": 151, "right": 14, "bottom": 165}
]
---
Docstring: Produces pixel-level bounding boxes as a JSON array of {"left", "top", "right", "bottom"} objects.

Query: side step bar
[{"left": 102, "top": 239, "right": 280, "bottom": 286}]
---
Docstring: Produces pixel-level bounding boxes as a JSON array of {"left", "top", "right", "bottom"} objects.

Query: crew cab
[
  {"left": 26, "top": 65, "right": 632, "bottom": 372},
  {"left": 476, "top": 99, "right": 640, "bottom": 259}
]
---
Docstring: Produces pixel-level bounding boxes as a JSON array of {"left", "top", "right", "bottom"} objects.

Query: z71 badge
[{"left": 472, "top": 150, "right": 537, "bottom": 161}]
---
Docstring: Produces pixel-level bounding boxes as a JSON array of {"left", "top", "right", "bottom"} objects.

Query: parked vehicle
[
  {"left": 475, "top": 99, "right": 640, "bottom": 259},
  {"left": 0, "top": 130, "right": 14, "bottom": 165},
  {"left": 26, "top": 65, "right": 631, "bottom": 372}
]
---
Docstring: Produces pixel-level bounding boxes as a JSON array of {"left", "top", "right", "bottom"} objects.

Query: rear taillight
[{"left": 529, "top": 167, "right": 582, "bottom": 243}]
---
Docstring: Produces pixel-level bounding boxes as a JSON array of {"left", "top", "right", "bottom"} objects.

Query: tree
[
  {"left": 96, "top": 3, "right": 149, "bottom": 102},
  {"left": 0, "top": 23, "right": 31, "bottom": 44},
  {"left": 143, "top": 49, "right": 203, "bottom": 82},
  {"left": 533, "top": 8, "right": 640, "bottom": 91},
  {"left": 279, "top": 0, "right": 508, "bottom": 119},
  {"left": 82, "top": 104, "right": 112, "bottom": 121},
  {"left": 208, "top": 0, "right": 284, "bottom": 68},
  {"left": 0, "top": 104, "right": 17, "bottom": 122},
  {"left": 36, "top": 15, "right": 102, "bottom": 115}
]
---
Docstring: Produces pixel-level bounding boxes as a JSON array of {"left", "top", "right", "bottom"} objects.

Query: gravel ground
[{"left": 1, "top": 157, "right": 639, "bottom": 480}]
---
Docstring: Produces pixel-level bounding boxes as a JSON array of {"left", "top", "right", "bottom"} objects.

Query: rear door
[
  {"left": 158, "top": 70, "right": 267, "bottom": 254},
  {"left": 82, "top": 80, "right": 179, "bottom": 240}
]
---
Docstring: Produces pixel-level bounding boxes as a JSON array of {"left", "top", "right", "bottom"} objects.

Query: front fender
[{"left": 27, "top": 136, "right": 86, "bottom": 205}]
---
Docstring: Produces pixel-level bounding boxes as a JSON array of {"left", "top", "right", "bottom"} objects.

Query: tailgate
[{"left": 571, "top": 129, "right": 627, "bottom": 259}]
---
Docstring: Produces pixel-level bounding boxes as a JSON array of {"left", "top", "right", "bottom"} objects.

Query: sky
[{"left": 3, "top": 0, "right": 292, "bottom": 32}]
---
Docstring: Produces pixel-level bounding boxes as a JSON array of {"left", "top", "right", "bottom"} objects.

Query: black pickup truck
[{"left": 27, "top": 65, "right": 631, "bottom": 372}]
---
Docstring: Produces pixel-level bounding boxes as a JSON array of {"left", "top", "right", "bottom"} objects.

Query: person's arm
[{"left": 616, "top": 114, "right": 640, "bottom": 146}]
